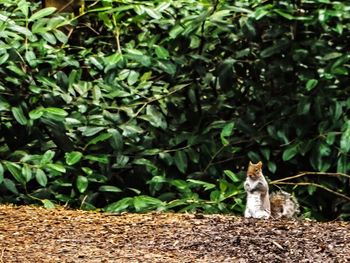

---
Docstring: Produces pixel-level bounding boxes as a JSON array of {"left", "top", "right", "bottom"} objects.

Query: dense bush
[{"left": 0, "top": 0, "right": 349, "bottom": 220}]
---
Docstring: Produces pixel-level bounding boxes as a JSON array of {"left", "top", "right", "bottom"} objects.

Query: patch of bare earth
[{"left": 0, "top": 205, "right": 349, "bottom": 262}]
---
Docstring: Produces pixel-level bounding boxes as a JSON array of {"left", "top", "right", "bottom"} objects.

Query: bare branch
[
  {"left": 270, "top": 172, "right": 350, "bottom": 184},
  {"left": 271, "top": 181, "right": 350, "bottom": 202}
]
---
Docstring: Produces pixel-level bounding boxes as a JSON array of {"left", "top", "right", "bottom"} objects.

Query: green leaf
[
  {"left": 45, "top": 107, "right": 68, "bottom": 117},
  {"left": 3, "top": 178, "right": 18, "bottom": 194},
  {"left": 260, "top": 148, "right": 271, "bottom": 160},
  {"left": 174, "top": 151, "right": 188, "bottom": 174},
  {"left": 8, "top": 24, "right": 32, "bottom": 37},
  {"left": 22, "top": 164, "right": 32, "bottom": 182},
  {"left": 84, "top": 155, "right": 109, "bottom": 164},
  {"left": 41, "top": 150, "right": 55, "bottom": 164},
  {"left": 170, "top": 179, "right": 190, "bottom": 191},
  {"left": 157, "top": 60, "right": 176, "bottom": 75},
  {"left": 268, "top": 161, "right": 277, "bottom": 173},
  {"left": 297, "top": 101, "right": 311, "bottom": 115},
  {"left": 224, "top": 170, "right": 240, "bottom": 182},
  {"left": 4, "top": 162, "right": 26, "bottom": 185},
  {"left": 7, "top": 64, "right": 25, "bottom": 77},
  {"left": 99, "top": 185, "right": 122, "bottom": 193},
  {"left": 11, "top": 107, "right": 28, "bottom": 125},
  {"left": 108, "top": 129, "right": 123, "bottom": 151},
  {"left": 29, "top": 7, "right": 56, "bottom": 21},
  {"left": 220, "top": 122, "right": 235, "bottom": 146},
  {"left": 260, "top": 39, "right": 288, "bottom": 58},
  {"left": 326, "top": 133, "right": 336, "bottom": 145},
  {"left": 340, "top": 123, "right": 350, "bottom": 152},
  {"left": 81, "top": 127, "right": 105, "bottom": 137},
  {"left": 274, "top": 9, "right": 294, "bottom": 20},
  {"left": 210, "top": 190, "right": 222, "bottom": 202},
  {"left": 25, "top": 50, "right": 37, "bottom": 66},
  {"left": 87, "top": 132, "right": 112, "bottom": 145},
  {"left": 307, "top": 185, "right": 316, "bottom": 196},
  {"left": 144, "top": 7, "right": 161, "bottom": 19},
  {"left": 42, "top": 199, "right": 55, "bottom": 209},
  {"left": 0, "top": 163, "right": 3, "bottom": 184},
  {"left": 187, "top": 179, "right": 216, "bottom": 191},
  {"left": 46, "top": 163, "right": 66, "bottom": 173},
  {"left": 35, "top": 168, "right": 48, "bottom": 187},
  {"left": 0, "top": 53, "right": 9, "bottom": 65},
  {"left": 82, "top": 167, "right": 93, "bottom": 176},
  {"left": 253, "top": 8, "right": 269, "bottom": 20},
  {"left": 42, "top": 32, "right": 58, "bottom": 45},
  {"left": 247, "top": 151, "right": 260, "bottom": 163},
  {"left": 140, "top": 105, "right": 167, "bottom": 129},
  {"left": 306, "top": 79, "right": 318, "bottom": 91},
  {"left": 169, "top": 25, "right": 183, "bottom": 39},
  {"left": 53, "top": 30, "right": 68, "bottom": 44},
  {"left": 155, "top": 46, "right": 169, "bottom": 59},
  {"left": 105, "top": 197, "right": 133, "bottom": 213},
  {"left": 29, "top": 108, "right": 44, "bottom": 119},
  {"left": 120, "top": 124, "right": 144, "bottom": 136},
  {"left": 282, "top": 144, "right": 299, "bottom": 161},
  {"left": 127, "top": 70, "right": 139, "bottom": 86},
  {"left": 337, "top": 155, "right": 347, "bottom": 173},
  {"left": 323, "top": 52, "right": 342, "bottom": 61},
  {"left": 65, "top": 151, "right": 83, "bottom": 165},
  {"left": 133, "top": 195, "right": 164, "bottom": 212},
  {"left": 127, "top": 187, "right": 141, "bottom": 195},
  {"left": 76, "top": 176, "right": 89, "bottom": 193}
]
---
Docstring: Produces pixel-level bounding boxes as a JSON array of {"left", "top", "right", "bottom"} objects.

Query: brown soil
[{"left": 0, "top": 205, "right": 349, "bottom": 263}]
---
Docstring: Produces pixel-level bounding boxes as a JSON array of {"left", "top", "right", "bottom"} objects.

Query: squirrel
[{"left": 244, "top": 161, "right": 299, "bottom": 219}]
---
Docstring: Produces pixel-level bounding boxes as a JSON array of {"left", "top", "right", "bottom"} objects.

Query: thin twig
[
  {"left": 270, "top": 172, "right": 350, "bottom": 184},
  {"left": 125, "top": 84, "right": 190, "bottom": 124},
  {"left": 0, "top": 248, "right": 5, "bottom": 263},
  {"left": 163, "top": 145, "right": 192, "bottom": 153},
  {"left": 115, "top": 27, "right": 121, "bottom": 53},
  {"left": 111, "top": 13, "right": 122, "bottom": 53},
  {"left": 203, "top": 145, "right": 226, "bottom": 173},
  {"left": 80, "top": 195, "right": 88, "bottom": 210},
  {"left": 272, "top": 240, "right": 284, "bottom": 250},
  {"left": 58, "top": 0, "right": 75, "bottom": 13},
  {"left": 271, "top": 181, "right": 350, "bottom": 202}
]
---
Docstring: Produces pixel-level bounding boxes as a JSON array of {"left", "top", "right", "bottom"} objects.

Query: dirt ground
[{"left": 0, "top": 205, "right": 349, "bottom": 262}]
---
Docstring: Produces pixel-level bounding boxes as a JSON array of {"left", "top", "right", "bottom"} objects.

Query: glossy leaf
[
  {"left": 76, "top": 176, "right": 89, "bottom": 193},
  {"left": 4, "top": 162, "right": 26, "bottom": 185},
  {"left": 3, "top": 179, "right": 19, "bottom": 194},
  {"left": 46, "top": 164, "right": 66, "bottom": 173},
  {"left": 35, "top": 168, "right": 48, "bottom": 187},
  {"left": 174, "top": 151, "right": 188, "bottom": 174},
  {"left": 99, "top": 185, "right": 122, "bottom": 193},
  {"left": 29, "top": 7, "right": 56, "bottom": 21},
  {"left": 65, "top": 151, "right": 83, "bottom": 165},
  {"left": 11, "top": 107, "right": 28, "bottom": 125},
  {"left": 224, "top": 170, "right": 240, "bottom": 182},
  {"left": 42, "top": 199, "right": 55, "bottom": 209},
  {"left": 282, "top": 144, "right": 299, "bottom": 161},
  {"left": 0, "top": 163, "right": 3, "bottom": 184}
]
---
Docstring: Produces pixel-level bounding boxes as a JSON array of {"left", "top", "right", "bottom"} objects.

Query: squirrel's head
[{"left": 247, "top": 161, "right": 263, "bottom": 180}]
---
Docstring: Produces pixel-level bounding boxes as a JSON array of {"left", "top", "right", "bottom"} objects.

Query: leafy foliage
[{"left": 0, "top": 0, "right": 350, "bottom": 220}]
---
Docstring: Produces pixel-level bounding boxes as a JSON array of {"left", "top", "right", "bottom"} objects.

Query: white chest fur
[{"left": 244, "top": 176, "right": 270, "bottom": 219}]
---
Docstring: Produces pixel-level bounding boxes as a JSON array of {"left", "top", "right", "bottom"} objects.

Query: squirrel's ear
[
  {"left": 249, "top": 161, "right": 253, "bottom": 165},
  {"left": 257, "top": 161, "right": 262, "bottom": 167}
]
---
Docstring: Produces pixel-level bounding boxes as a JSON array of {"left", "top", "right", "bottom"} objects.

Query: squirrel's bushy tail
[{"left": 270, "top": 191, "right": 300, "bottom": 219}]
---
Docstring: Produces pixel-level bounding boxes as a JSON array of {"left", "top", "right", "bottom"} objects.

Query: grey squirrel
[{"left": 244, "top": 161, "right": 299, "bottom": 219}]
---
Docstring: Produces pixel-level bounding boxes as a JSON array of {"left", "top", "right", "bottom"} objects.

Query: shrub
[{"left": 0, "top": 0, "right": 349, "bottom": 220}]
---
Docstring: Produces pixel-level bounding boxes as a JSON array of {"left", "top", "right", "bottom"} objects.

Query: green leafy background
[{"left": 0, "top": 0, "right": 350, "bottom": 220}]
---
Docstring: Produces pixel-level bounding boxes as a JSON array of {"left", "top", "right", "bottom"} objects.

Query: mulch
[{"left": 0, "top": 205, "right": 349, "bottom": 262}]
